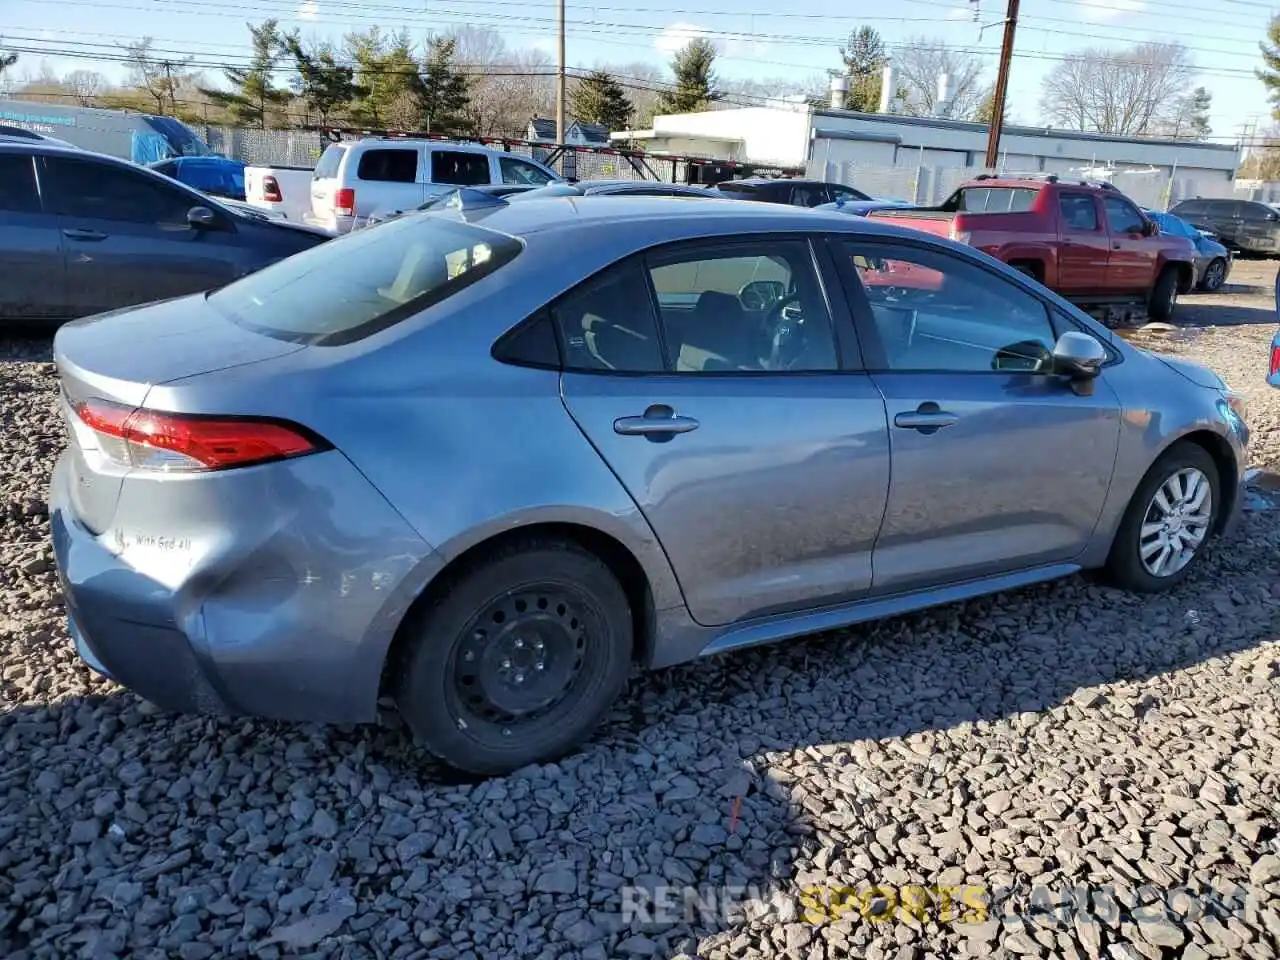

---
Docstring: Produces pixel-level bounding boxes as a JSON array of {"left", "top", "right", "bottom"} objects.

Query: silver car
[{"left": 50, "top": 196, "right": 1250, "bottom": 776}]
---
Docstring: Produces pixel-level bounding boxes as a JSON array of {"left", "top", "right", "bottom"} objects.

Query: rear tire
[
  {"left": 394, "top": 539, "right": 632, "bottom": 777},
  {"left": 1148, "top": 267, "right": 1180, "bottom": 322},
  {"left": 1102, "top": 443, "right": 1219, "bottom": 593},
  {"left": 1199, "top": 258, "right": 1226, "bottom": 292}
]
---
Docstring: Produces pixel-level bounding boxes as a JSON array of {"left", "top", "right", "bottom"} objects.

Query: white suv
[{"left": 305, "top": 138, "right": 564, "bottom": 234}]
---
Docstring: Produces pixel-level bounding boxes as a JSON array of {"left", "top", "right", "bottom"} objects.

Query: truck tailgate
[{"left": 865, "top": 209, "right": 956, "bottom": 239}]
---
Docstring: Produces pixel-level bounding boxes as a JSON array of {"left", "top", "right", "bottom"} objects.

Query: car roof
[
  {"left": 0, "top": 140, "right": 99, "bottom": 159},
  {"left": 431, "top": 194, "right": 930, "bottom": 242}
]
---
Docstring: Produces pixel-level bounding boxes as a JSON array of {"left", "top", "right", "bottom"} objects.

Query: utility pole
[
  {"left": 983, "top": 0, "right": 1019, "bottom": 169},
  {"left": 555, "top": 0, "right": 567, "bottom": 143},
  {"left": 162, "top": 60, "right": 175, "bottom": 115}
]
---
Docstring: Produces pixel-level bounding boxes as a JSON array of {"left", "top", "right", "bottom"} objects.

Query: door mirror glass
[
  {"left": 187, "top": 205, "right": 217, "bottom": 228},
  {"left": 1052, "top": 330, "right": 1107, "bottom": 380},
  {"left": 1142, "top": 219, "right": 1157, "bottom": 236}
]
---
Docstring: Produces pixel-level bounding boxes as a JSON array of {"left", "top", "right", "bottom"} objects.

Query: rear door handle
[
  {"left": 63, "top": 228, "right": 108, "bottom": 241},
  {"left": 894, "top": 405, "right": 958, "bottom": 433},
  {"left": 614, "top": 404, "right": 700, "bottom": 437}
]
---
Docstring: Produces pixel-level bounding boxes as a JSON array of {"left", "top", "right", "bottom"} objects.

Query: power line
[
  {"left": 11, "top": 0, "right": 1276, "bottom": 66},
  {"left": 4, "top": 25, "right": 1270, "bottom": 84}
]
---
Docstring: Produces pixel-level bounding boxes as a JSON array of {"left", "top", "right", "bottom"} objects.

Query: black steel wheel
[
  {"left": 394, "top": 539, "right": 633, "bottom": 776},
  {"left": 451, "top": 588, "right": 592, "bottom": 727}
]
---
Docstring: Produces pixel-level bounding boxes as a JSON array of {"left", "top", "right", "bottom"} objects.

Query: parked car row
[{"left": 0, "top": 142, "right": 329, "bottom": 325}]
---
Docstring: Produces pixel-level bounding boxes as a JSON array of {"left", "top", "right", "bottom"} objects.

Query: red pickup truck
[{"left": 867, "top": 175, "right": 1197, "bottom": 322}]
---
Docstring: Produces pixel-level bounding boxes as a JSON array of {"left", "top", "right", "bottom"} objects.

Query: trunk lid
[{"left": 54, "top": 295, "right": 306, "bottom": 533}]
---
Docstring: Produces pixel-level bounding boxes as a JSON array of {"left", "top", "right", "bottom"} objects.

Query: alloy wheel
[
  {"left": 1203, "top": 260, "right": 1225, "bottom": 291},
  {"left": 1138, "top": 467, "right": 1213, "bottom": 578}
]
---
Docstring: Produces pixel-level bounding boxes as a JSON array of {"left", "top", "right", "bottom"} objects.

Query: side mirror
[
  {"left": 1052, "top": 331, "right": 1107, "bottom": 381},
  {"left": 187, "top": 205, "right": 217, "bottom": 229},
  {"left": 1141, "top": 219, "right": 1157, "bottom": 236},
  {"left": 1268, "top": 212, "right": 1279, "bottom": 222}
]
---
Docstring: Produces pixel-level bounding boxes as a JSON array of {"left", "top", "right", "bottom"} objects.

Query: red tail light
[
  {"left": 334, "top": 187, "right": 356, "bottom": 217},
  {"left": 1271, "top": 342, "right": 1280, "bottom": 378},
  {"left": 262, "top": 175, "right": 283, "bottom": 203},
  {"left": 74, "top": 399, "right": 328, "bottom": 473}
]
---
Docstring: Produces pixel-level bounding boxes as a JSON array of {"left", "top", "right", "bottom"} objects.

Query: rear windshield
[
  {"left": 947, "top": 186, "right": 1038, "bottom": 212},
  {"left": 207, "top": 215, "right": 523, "bottom": 346},
  {"left": 715, "top": 181, "right": 759, "bottom": 194},
  {"left": 313, "top": 144, "right": 346, "bottom": 180}
]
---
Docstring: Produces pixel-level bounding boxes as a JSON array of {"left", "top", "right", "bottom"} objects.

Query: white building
[{"left": 612, "top": 102, "right": 1243, "bottom": 208}]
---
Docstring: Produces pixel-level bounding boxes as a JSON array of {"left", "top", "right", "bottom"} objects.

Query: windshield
[{"left": 208, "top": 214, "right": 523, "bottom": 345}]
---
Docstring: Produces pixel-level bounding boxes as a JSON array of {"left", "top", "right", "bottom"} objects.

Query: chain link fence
[
  {"left": 197, "top": 125, "right": 799, "bottom": 184},
  {"left": 808, "top": 155, "right": 1280, "bottom": 212}
]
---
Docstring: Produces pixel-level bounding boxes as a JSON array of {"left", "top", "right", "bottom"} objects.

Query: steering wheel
[{"left": 761, "top": 293, "right": 811, "bottom": 369}]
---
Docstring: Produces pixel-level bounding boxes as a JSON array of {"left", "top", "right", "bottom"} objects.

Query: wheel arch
[
  {"left": 379, "top": 517, "right": 672, "bottom": 701},
  {"left": 1164, "top": 429, "right": 1240, "bottom": 534}
]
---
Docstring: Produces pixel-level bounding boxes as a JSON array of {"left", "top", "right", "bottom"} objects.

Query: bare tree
[
  {"left": 64, "top": 69, "right": 106, "bottom": 105},
  {"left": 892, "top": 38, "right": 987, "bottom": 119},
  {"left": 608, "top": 61, "right": 667, "bottom": 127},
  {"left": 1040, "top": 42, "right": 1195, "bottom": 136},
  {"left": 122, "top": 38, "right": 195, "bottom": 115}
]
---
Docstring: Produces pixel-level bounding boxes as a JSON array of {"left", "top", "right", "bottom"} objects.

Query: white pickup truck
[{"left": 244, "top": 165, "right": 315, "bottom": 222}]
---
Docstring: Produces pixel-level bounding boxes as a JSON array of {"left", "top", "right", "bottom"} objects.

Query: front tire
[
  {"left": 1199, "top": 258, "right": 1226, "bottom": 292},
  {"left": 1103, "top": 443, "right": 1219, "bottom": 593},
  {"left": 394, "top": 540, "right": 633, "bottom": 776},
  {"left": 1148, "top": 267, "right": 1180, "bottom": 322}
]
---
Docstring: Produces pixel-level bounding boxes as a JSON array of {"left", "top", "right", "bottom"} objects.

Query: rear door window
[
  {"left": 431, "top": 150, "right": 491, "bottom": 186},
  {"left": 207, "top": 215, "right": 522, "bottom": 346},
  {"left": 42, "top": 157, "right": 193, "bottom": 225},
  {"left": 312, "top": 145, "right": 346, "bottom": 180},
  {"left": 1058, "top": 193, "right": 1099, "bottom": 231},
  {"left": 0, "top": 154, "right": 42, "bottom": 214},
  {"left": 357, "top": 148, "right": 419, "bottom": 183}
]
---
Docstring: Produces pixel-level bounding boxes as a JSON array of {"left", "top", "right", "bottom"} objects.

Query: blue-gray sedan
[{"left": 50, "top": 195, "right": 1251, "bottom": 775}]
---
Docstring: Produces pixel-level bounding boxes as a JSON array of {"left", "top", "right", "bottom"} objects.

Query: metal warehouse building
[{"left": 614, "top": 101, "right": 1243, "bottom": 208}]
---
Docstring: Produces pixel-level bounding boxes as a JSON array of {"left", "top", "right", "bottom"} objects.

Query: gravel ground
[{"left": 2, "top": 271, "right": 1279, "bottom": 960}]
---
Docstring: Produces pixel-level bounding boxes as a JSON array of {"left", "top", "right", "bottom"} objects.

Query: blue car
[
  {"left": 148, "top": 155, "right": 247, "bottom": 202},
  {"left": 1144, "top": 210, "right": 1232, "bottom": 292},
  {"left": 1271, "top": 270, "right": 1280, "bottom": 388},
  {"left": 816, "top": 196, "right": 917, "bottom": 217}
]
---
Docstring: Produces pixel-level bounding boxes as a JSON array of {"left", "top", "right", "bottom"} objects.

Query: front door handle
[
  {"left": 894, "top": 403, "right": 958, "bottom": 434},
  {"left": 614, "top": 404, "right": 700, "bottom": 437},
  {"left": 63, "top": 228, "right": 108, "bottom": 241}
]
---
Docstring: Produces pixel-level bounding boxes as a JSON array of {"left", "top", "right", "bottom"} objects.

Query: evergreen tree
[
  {"left": 1182, "top": 86, "right": 1212, "bottom": 139},
  {"left": 0, "top": 50, "right": 17, "bottom": 80},
  {"left": 284, "top": 34, "right": 363, "bottom": 125},
  {"left": 344, "top": 28, "right": 423, "bottom": 129},
  {"left": 656, "top": 39, "right": 720, "bottom": 114},
  {"left": 419, "top": 36, "right": 471, "bottom": 135},
  {"left": 1260, "top": 15, "right": 1280, "bottom": 120},
  {"left": 200, "top": 20, "right": 291, "bottom": 128},
  {"left": 974, "top": 88, "right": 1009, "bottom": 125},
  {"left": 571, "top": 70, "right": 633, "bottom": 130},
  {"left": 839, "top": 27, "right": 887, "bottom": 112}
]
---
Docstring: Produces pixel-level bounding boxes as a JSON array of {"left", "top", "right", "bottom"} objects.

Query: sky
[{"left": 1, "top": 0, "right": 1276, "bottom": 143}]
